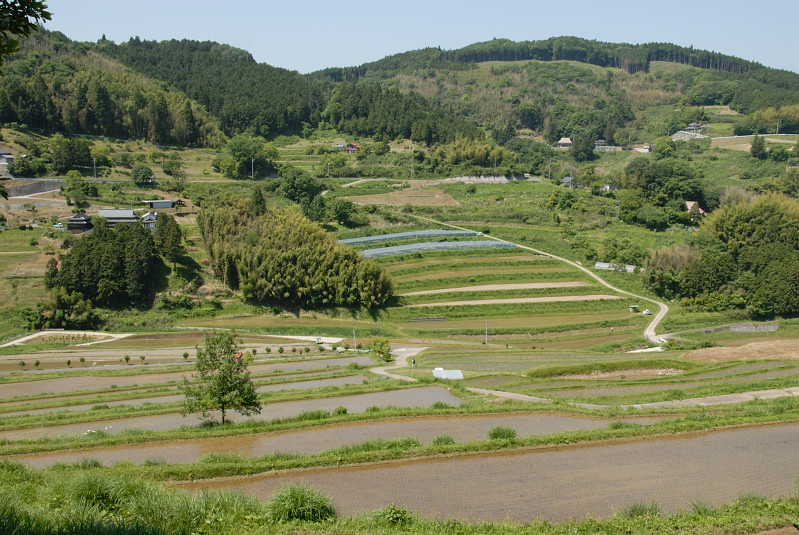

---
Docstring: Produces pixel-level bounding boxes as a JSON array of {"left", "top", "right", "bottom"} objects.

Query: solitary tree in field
[{"left": 182, "top": 332, "right": 261, "bottom": 424}]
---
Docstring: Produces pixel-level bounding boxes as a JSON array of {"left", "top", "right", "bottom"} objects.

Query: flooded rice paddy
[
  {"left": 0, "top": 385, "right": 461, "bottom": 441},
  {"left": 177, "top": 422, "right": 799, "bottom": 523},
  {"left": 11, "top": 412, "right": 665, "bottom": 468}
]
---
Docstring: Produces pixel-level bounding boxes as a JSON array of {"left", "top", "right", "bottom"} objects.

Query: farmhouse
[
  {"left": 141, "top": 211, "right": 158, "bottom": 230},
  {"left": 97, "top": 209, "right": 139, "bottom": 228},
  {"left": 66, "top": 212, "right": 93, "bottom": 234},
  {"left": 556, "top": 137, "right": 573, "bottom": 149},
  {"left": 560, "top": 176, "right": 576, "bottom": 188},
  {"left": 343, "top": 143, "right": 360, "bottom": 153}
]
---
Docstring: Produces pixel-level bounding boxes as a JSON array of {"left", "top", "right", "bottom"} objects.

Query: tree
[
  {"left": 131, "top": 163, "right": 154, "bottom": 185},
  {"left": 153, "top": 213, "right": 184, "bottom": 269},
  {"left": 182, "top": 332, "right": 261, "bottom": 424},
  {"left": 750, "top": 134, "right": 766, "bottom": 159},
  {"left": 0, "top": 0, "right": 51, "bottom": 64},
  {"left": 367, "top": 337, "right": 392, "bottom": 362},
  {"left": 569, "top": 131, "right": 595, "bottom": 162}
]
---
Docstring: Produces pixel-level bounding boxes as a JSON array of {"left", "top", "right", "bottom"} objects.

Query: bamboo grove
[{"left": 197, "top": 202, "right": 393, "bottom": 309}]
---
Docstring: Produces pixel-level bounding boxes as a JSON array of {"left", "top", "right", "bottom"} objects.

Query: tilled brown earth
[
  {"left": 10, "top": 413, "right": 666, "bottom": 468},
  {"left": 178, "top": 423, "right": 799, "bottom": 523},
  {"left": 0, "top": 386, "right": 461, "bottom": 441}
]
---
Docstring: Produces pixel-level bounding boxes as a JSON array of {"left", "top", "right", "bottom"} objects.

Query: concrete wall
[{"left": 6, "top": 179, "right": 64, "bottom": 197}]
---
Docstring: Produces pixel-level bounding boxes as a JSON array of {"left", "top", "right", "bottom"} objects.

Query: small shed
[
  {"left": 0, "top": 148, "right": 14, "bottom": 174},
  {"left": 629, "top": 305, "right": 639, "bottom": 313},
  {"left": 556, "top": 137, "right": 573, "bottom": 149},
  {"left": 142, "top": 200, "right": 175, "bottom": 209}
]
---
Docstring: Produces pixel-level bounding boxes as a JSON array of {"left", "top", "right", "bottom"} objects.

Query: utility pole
[
  {"left": 92, "top": 157, "right": 96, "bottom": 180},
  {"left": 251, "top": 157, "right": 254, "bottom": 180},
  {"left": 353, "top": 329, "right": 357, "bottom": 351}
]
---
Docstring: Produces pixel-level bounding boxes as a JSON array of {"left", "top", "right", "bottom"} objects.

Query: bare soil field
[
  {"left": 684, "top": 339, "right": 799, "bottom": 362},
  {"left": 343, "top": 189, "right": 458, "bottom": 206},
  {"left": 404, "top": 294, "right": 622, "bottom": 307},
  {"left": 177, "top": 423, "right": 799, "bottom": 523},
  {"left": 399, "top": 281, "right": 590, "bottom": 296}
]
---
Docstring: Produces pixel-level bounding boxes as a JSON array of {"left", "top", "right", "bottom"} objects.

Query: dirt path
[
  {"left": 398, "top": 281, "right": 589, "bottom": 296},
  {"left": 404, "top": 294, "right": 621, "bottom": 307},
  {"left": 177, "top": 422, "right": 799, "bottom": 522}
]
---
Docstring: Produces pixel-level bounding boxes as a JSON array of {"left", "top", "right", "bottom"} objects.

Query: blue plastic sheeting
[
  {"left": 339, "top": 229, "right": 480, "bottom": 245},
  {"left": 361, "top": 240, "right": 515, "bottom": 258}
]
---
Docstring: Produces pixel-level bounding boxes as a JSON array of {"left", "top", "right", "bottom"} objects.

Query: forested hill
[
  {"left": 0, "top": 31, "right": 225, "bottom": 146},
  {"left": 313, "top": 36, "right": 799, "bottom": 114},
  {"left": 94, "top": 38, "right": 330, "bottom": 136},
  {"left": 315, "top": 36, "right": 782, "bottom": 78}
]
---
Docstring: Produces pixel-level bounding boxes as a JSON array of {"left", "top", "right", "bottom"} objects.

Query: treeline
[
  {"left": 323, "top": 82, "right": 480, "bottom": 144},
  {"left": 316, "top": 37, "right": 761, "bottom": 80},
  {"left": 644, "top": 194, "right": 799, "bottom": 319},
  {"left": 96, "top": 38, "right": 329, "bottom": 136},
  {"left": 197, "top": 202, "right": 393, "bottom": 309},
  {"left": 0, "top": 32, "right": 224, "bottom": 146}
]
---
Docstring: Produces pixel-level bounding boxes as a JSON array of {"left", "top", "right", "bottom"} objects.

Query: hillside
[{"left": 0, "top": 31, "right": 225, "bottom": 147}]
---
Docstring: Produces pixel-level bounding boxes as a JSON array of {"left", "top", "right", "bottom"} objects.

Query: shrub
[
  {"left": 622, "top": 501, "right": 661, "bottom": 518},
  {"left": 488, "top": 426, "right": 517, "bottom": 440},
  {"left": 432, "top": 435, "right": 455, "bottom": 446},
  {"left": 332, "top": 406, "right": 348, "bottom": 416},
  {"left": 374, "top": 504, "right": 413, "bottom": 525},
  {"left": 266, "top": 483, "right": 336, "bottom": 522}
]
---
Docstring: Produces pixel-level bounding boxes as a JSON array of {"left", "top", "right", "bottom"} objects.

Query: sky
[{"left": 42, "top": 0, "right": 799, "bottom": 75}]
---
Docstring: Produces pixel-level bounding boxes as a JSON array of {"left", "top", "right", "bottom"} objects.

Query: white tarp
[{"left": 433, "top": 367, "right": 464, "bottom": 380}]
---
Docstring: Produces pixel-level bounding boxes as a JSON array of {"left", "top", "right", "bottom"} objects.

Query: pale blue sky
[{"left": 43, "top": 0, "right": 799, "bottom": 74}]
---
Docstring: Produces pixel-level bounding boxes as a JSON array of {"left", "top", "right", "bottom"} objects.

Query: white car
[{"left": 643, "top": 309, "right": 653, "bottom": 315}]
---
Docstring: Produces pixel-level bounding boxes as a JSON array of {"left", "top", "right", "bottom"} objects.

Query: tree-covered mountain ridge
[
  {"left": 95, "top": 34, "right": 799, "bottom": 142},
  {"left": 315, "top": 36, "right": 796, "bottom": 82}
]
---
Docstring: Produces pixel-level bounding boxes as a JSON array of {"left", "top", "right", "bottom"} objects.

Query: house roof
[
  {"left": 68, "top": 213, "right": 92, "bottom": 222},
  {"left": 0, "top": 148, "right": 12, "bottom": 156},
  {"left": 97, "top": 209, "right": 138, "bottom": 220},
  {"left": 557, "top": 137, "right": 572, "bottom": 144},
  {"left": 141, "top": 212, "right": 158, "bottom": 221}
]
